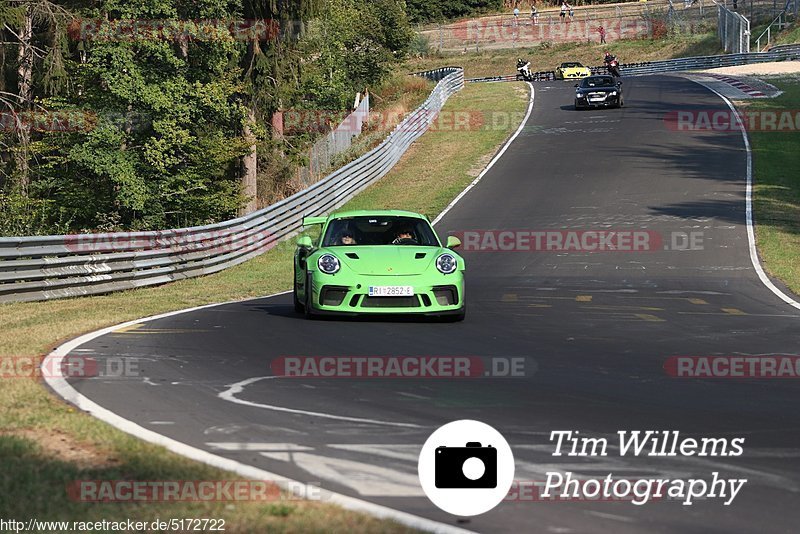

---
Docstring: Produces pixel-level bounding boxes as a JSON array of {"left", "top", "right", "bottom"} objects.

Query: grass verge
[
  {"left": 405, "top": 32, "right": 722, "bottom": 78},
  {"left": 773, "top": 21, "right": 800, "bottom": 46},
  {"left": 0, "top": 81, "right": 528, "bottom": 531},
  {"left": 741, "top": 76, "right": 800, "bottom": 294}
]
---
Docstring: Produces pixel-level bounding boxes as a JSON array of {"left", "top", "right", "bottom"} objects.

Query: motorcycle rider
[
  {"left": 516, "top": 57, "right": 532, "bottom": 81},
  {"left": 604, "top": 51, "right": 620, "bottom": 76}
]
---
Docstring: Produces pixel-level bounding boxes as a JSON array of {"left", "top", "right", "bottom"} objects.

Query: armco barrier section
[
  {"left": 612, "top": 43, "right": 800, "bottom": 75},
  {"left": 0, "top": 67, "right": 464, "bottom": 304}
]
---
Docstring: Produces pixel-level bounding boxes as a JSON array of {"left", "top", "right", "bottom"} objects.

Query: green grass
[
  {"left": 771, "top": 20, "right": 800, "bottom": 45},
  {"left": 744, "top": 77, "right": 800, "bottom": 294},
  {"left": 340, "top": 82, "right": 529, "bottom": 217},
  {"left": 404, "top": 32, "right": 722, "bottom": 78},
  {"left": 0, "top": 81, "right": 528, "bottom": 530}
]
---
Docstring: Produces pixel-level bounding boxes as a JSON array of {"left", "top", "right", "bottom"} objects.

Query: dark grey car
[{"left": 574, "top": 75, "right": 623, "bottom": 109}]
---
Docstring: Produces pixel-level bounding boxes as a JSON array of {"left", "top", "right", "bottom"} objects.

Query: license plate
[{"left": 368, "top": 286, "right": 414, "bottom": 297}]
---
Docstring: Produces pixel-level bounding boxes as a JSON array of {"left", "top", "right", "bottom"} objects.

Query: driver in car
[
  {"left": 338, "top": 231, "right": 357, "bottom": 245},
  {"left": 392, "top": 227, "right": 416, "bottom": 244}
]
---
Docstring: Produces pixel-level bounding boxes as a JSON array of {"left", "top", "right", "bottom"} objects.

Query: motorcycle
[
  {"left": 516, "top": 61, "right": 534, "bottom": 82},
  {"left": 605, "top": 56, "right": 621, "bottom": 77}
]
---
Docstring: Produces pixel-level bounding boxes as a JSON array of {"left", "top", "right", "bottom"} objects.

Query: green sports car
[{"left": 293, "top": 210, "right": 465, "bottom": 320}]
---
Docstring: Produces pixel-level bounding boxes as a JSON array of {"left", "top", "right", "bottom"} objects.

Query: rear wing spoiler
[{"left": 302, "top": 216, "right": 327, "bottom": 227}]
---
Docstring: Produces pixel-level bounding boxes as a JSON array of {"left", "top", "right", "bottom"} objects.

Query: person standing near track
[
  {"left": 560, "top": 1, "right": 568, "bottom": 22},
  {"left": 597, "top": 24, "right": 607, "bottom": 43}
]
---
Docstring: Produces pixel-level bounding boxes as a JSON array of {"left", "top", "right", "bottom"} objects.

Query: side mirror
[
  {"left": 297, "top": 236, "right": 313, "bottom": 248},
  {"left": 574, "top": 83, "right": 579, "bottom": 87},
  {"left": 446, "top": 236, "right": 462, "bottom": 249}
]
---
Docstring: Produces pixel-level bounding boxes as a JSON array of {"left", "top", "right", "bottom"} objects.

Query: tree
[{"left": 2, "top": 0, "right": 73, "bottom": 195}]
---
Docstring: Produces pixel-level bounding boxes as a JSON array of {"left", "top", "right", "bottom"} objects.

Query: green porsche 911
[{"left": 293, "top": 210, "right": 465, "bottom": 320}]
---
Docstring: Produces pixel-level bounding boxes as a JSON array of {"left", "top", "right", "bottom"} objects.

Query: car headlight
[
  {"left": 610, "top": 91, "right": 617, "bottom": 96},
  {"left": 318, "top": 254, "right": 340, "bottom": 274},
  {"left": 436, "top": 253, "right": 457, "bottom": 274}
]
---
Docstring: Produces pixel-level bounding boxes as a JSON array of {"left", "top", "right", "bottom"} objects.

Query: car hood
[{"left": 320, "top": 246, "right": 451, "bottom": 276}]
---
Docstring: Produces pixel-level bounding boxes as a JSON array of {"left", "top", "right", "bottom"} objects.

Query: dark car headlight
[
  {"left": 318, "top": 254, "right": 340, "bottom": 274},
  {"left": 436, "top": 253, "right": 458, "bottom": 274}
]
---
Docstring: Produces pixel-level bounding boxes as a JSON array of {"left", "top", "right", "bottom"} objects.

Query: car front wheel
[
  {"left": 304, "top": 272, "right": 316, "bottom": 319},
  {"left": 293, "top": 265, "right": 305, "bottom": 313}
]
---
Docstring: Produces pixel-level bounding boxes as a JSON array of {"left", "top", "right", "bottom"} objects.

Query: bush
[
  {"left": 0, "top": 193, "right": 73, "bottom": 236},
  {"left": 406, "top": 0, "right": 504, "bottom": 24}
]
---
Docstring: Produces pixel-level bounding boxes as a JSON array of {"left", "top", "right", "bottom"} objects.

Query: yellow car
[{"left": 555, "top": 62, "right": 592, "bottom": 80}]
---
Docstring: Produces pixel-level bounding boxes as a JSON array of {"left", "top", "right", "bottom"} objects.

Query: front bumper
[
  {"left": 561, "top": 71, "right": 591, "bottom": 79},
  {"left": 576, "top": 92, "right": 620, "bottom": 107},
  {"left": 309, "top": 273, "right": 465, "bottom": 315}
]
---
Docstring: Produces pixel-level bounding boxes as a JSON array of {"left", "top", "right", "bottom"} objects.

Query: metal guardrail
[
  {"left": 610, "top": 42, "right": 800, "bottom": 75},
  {"left": 0, "top": 68, "right": 465, "bottom": 304},
  {"left": 465, "top": 43, "right": 800, "bottom": 83}
]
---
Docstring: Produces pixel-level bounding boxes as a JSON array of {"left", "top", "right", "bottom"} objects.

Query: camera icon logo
[
  {"left": 435, "top": 442, "right": 497, "bottom": 489},
  {"left": 418, "top": 420, "right": 514, "bottom": 516}
]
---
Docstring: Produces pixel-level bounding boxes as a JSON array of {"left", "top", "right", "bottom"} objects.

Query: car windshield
[
  {"left": 581, "top": 76, "right": 615, "bottom": 88},
  {"left": 322, "top": 216, "right": 440, "bottom": 247},
  {"left": 562, "top": 62, "right": 583, "bottom": 68}
]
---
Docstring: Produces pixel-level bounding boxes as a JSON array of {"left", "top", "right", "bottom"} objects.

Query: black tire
[
  {"left": 304, "top": 272, "right": 315, "bottom": 319},
  {"left": 293, "top": 265, "right": 305, "bottom": 313}
]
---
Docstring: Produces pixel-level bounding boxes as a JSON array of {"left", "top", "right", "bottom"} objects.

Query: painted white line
[
  {"left": 218, "top": 376, "right": 422, "bottom": 428},
  {"left": 268, "top": 451, "right": 424, "bottom": 497},
  {"left": 207, "top": 442, "right": 314, "bottom": 452},
  {"left": 700, "top": 82, "right": 800, "bottom": 311},
  {"left": 431, "top": 82, "right": 535, "bottom": 226},
  {"left": 42, "top": 294, "right": 473, "bottom": 534}
]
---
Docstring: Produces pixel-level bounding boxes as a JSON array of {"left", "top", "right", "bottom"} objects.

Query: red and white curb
[{"left": 704, "top": 73, "right": 768, "bottom": 98}]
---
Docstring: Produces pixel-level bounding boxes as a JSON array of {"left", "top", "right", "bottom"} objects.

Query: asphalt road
[{"left": 63, "top": 75, "right": 800, "bottom": 533}]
